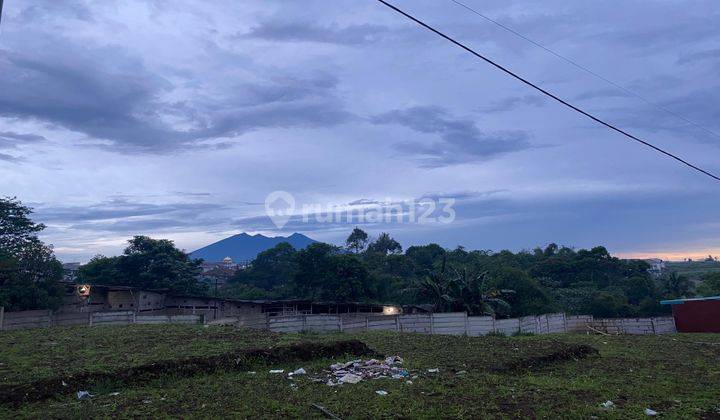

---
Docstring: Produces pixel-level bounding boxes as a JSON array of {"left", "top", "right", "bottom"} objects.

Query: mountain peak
[{"left": 190, "top": 232, "right": 316, "bottom": 262}]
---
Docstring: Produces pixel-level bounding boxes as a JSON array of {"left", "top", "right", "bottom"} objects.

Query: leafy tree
[
  {"left": 293, "top": 242, "right": 337, "bottom": 299},
  {"left": 345, "top": 228, "right": 369, "bottom": 254},
  {"left": 0, "top": 197, "right": 64, "bottom": 311},
  {"left": 77, "top": 236, "right": 206, "bottom": 295},
  {"left": 232, "top": 242, "right": 297, "bottom": 290},
  {"left": 367, "top": 232, "right": 402, "bottom": 255},
  {"left": 660, "top": 272, "right": 693, "bottom": 298},
  {"left": 697, "top": 272, "right": 720, "bottom": 297}
]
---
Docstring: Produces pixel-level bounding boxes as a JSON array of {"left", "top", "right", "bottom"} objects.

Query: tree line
[{"left": 3, "top": 197, "right": 720, "bottom": 316}]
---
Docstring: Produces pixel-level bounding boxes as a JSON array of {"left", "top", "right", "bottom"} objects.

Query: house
[
  {"left": 63, "top": 284, "right": 166, "bottom": 313},
  {"left": 660, "top": 296, "right": 720, "bottom": 333},
  {"left": 644, "top": 258, "right": 666, "bottom": 277}
]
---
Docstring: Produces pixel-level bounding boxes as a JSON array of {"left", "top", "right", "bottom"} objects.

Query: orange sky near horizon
[{"left": 616, "top": 249, "right": 720, "bottom": 262}]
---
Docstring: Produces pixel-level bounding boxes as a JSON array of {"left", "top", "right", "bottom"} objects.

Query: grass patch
[{"left": 1, "top": 325, "right": 719, "bottom": 418}]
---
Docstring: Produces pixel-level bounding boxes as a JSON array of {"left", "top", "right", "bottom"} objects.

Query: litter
[
  {"left": 61, "top": 380, "right": 68, "bottom": 387},
  {"left": 455, "top": 370, "right": 467, "bottom": 375},
  {"left": 76, "top": 391, "right": 93, "bottom": 400},
  {"left": 375, "top": 390, "right": 388, "bottom": 396},
  {"left": 109, "top": 392, "right": 120, "bottom": 396},
  {"left": 600, "top": 401, "right": 614, "bottom": 410},
  {"left": 644, "top": 408, "right": 659, "bottom": 416},
  {"left": 319, "top": 355, "right": 415, "bottom": 386},
  {"left": 339, "top": 373, "right": 363, "bottom": 384},
  {"left": 269, "top": 369, "right": 285, "bottom": 374},
  {"left": 427, "top": 368, "right": 439, "bottom": 373},
  {"left": 289, "top": 368, "right": 307, "bottom": 376}
]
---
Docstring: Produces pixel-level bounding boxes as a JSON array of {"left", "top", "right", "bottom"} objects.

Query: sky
[{"left": 1, "top": 0, "right": 719, "bottom": 262}]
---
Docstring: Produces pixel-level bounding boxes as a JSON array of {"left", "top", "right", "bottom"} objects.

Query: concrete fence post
[
  {"left": 339, "top": 316, "right": 344, "bottom": 333},
  {"left": 0, "top": 306, "right": 4, "bottom": 331},
  {"left": 430, "top": 313, "right": 435, "bottom": 335},
  {"left": 48, "top": 309, "right": 53, "bottom": 328},
  {"left": 395, "top": 315, "right": 400, "bottom": 332},
  {"left": 89, "top": 312, "right": 94, "bottom": 327},
  {"left": 365, "top": 315, "right": 369, "bottom": 331},
  {"left": 464, "top": 312, "right": 469, "bottom": 335}
]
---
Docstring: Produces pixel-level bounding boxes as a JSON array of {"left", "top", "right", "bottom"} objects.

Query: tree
[
  {"left": 77, "top": 236, "right": 206, "bottom": 295},
  {"left": 697, "top": 273, "right": 720, "bottom": 297},
  {"left": 345, "top": 227, "right": 369, "bottom": 254},
  {"left": 660, "top": 272, "right": 693, "bottom": 298},
  {"left": 293, "top": 242, "right": 337, "bottom": 299},
  {"left": 232, "top": 242, "right": 297, "bottom": 290},
  {"left": 367, "top": 232, "right": 402, "bottom": 255},
  {"left": 0, "top": 197, "right": 64, "bottom": 311}
]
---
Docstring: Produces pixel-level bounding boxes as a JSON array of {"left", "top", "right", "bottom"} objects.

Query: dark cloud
[
  {"left": 477, "top": 95, "right": 546, "bottom": 113},
  {"left": 0, "top": 131, "right": 47, "bottom": 150},
  {"left": 371, "top": 106, "right": 532, "bottom": 167},
  {"left": 244, "top": 21, "right": 389, "bottom": 45},
  {"left": 0, "top": 34, "right": 352, "bottom": 154},
  {"left": 677, "top": 48, "right": 720, "bottom": 65},
  {"left": 0, "top": 153, "right": 23, "bottom": 163},
  {"left": 37, "top": 199, "right": 226, "bottom": 223}
]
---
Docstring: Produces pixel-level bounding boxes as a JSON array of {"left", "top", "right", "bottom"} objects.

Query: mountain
[{"left": 189, "top": 233, "right": 317, "bottom": 262}]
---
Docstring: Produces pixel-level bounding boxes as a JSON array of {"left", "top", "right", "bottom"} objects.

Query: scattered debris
[
  {"left": 644, "top": 408, "right": 659, "bottom": 416},
  {"left": 375, "top": 390, "right": 388, "bottom": 396},
  {"left": 600, "top": 401, "right": 614, "bottom": 410},
  {"left": 61, "top": 381, "right": 67, "bottom": 387},
  {"left": 455, "top": 370, "right": 467, "bottom": 376},
  {"left": 339, "top": 373, "right": 363, "bottom": 384},
  {"left": 311, "top": 403, "right": 342, "bottom": 420},
  {"left": 427, "top": 368, "right": 439, "bottom": 373},
  {"left": 109, "top": 392, "right": 120, "bottom": 396},
  {"left": 289, "top": 368, "right": 307, "bottom": 376},
  {"left": 320, "top": 355, "right": 412, "bottom": 386},
  {"left": 76, "top": 391, "right": 92, "bottom": 400},
  {"left": 269, "top": 369, "right": 285, "bottom": 374}
]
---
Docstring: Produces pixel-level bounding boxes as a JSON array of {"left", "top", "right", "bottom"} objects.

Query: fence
[
  {"left": 237, "top": 312, "right": 677, "bottom": 336},
  {"left": 0, "top": 307, "right": 203, "bottom": 331},
  {"left": 0, "top": 306, "right": 676, "bottom": 336}
]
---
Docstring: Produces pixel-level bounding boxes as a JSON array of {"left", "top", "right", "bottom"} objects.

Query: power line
[
  {"left": 448, "top": 0, "right": 720, "bottom": 141},
  {"left": 375, "top": 0, "right": 720, "bottom": 183}
]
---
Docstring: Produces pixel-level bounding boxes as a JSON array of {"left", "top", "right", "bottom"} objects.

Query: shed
[{"left": 660, "top": 296, "right": 720, "bottom": 333}]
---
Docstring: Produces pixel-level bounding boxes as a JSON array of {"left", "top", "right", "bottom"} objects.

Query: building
[
  {"left": 61, "top": 262, "right": 82, "bottom": 283},
  {"left": 660, "top": 296, "right": 720, "bottom": 333},
  {"left": 63, "top": 284, "right": 167, "bottom": 313},
  {"left": 644, "top": 258, "right": 666, "bottom": 278}
]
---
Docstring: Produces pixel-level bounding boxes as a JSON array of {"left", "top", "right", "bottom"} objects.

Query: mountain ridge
[{"left": 190, "top": 232, "right": 317, "bottom": 262}]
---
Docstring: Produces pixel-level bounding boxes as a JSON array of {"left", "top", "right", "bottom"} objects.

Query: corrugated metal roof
[{"left": 660, "top": 296, "right": 720, "bottom": 305}]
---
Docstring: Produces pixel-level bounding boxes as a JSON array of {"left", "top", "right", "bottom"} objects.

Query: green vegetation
[
  {"left": 667, "top": 260, "right": 720, "bottom": 282},
  {"left": 0, "top": 197, "right": 64, "bottom": 311},
  {"left": 1, "top": 325, "right": 719, "bottom": 418},
  {"left": 77, "top": 236, "right": 207, "bottom": 295},
  {"left": 697, "top": 273, "right": 720, "bottom": 297},
  {"left": 223, "top": 229, "right": 686, "bottom": 318}
]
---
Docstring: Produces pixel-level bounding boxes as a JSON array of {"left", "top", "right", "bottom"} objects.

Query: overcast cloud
[{"left": 1, "top": 0, "right": 719, "bottom": 262}]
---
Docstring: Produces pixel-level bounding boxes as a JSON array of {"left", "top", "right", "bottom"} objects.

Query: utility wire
[
  {"left": 448, "top": 0, "right": 720, "bottom": 141},
  {"left": 375, "top": 0, "right": 720, "bottom": 183}
]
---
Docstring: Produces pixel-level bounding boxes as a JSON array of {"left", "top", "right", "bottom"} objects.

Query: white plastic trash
[
  {"left": 290, "top": 368, "right": 307, "bottom": 376},
  {"left": 339, "top": 373, "right": 363, "bottom": 384},
  {"left": 269, "top": 369, "right": 285, "bottom": 374},
  {"left": 375, "top": 390, "right": 388, "bottom": 396},
  {"left": 644, "top": 408, "right": 659, "bottom": 416}
]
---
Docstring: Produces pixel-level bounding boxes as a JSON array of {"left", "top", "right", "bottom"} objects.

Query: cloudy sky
[{"left": 1, "top": 0, "right": 719, "bottom": 262}]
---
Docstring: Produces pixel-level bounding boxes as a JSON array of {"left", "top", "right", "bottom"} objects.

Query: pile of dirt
[
  {"left": 0, "top": 340, "right": 377, "bottom": 406},
  {"left": 495, "top": 344, "right": 599, "bottom": 372}
]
